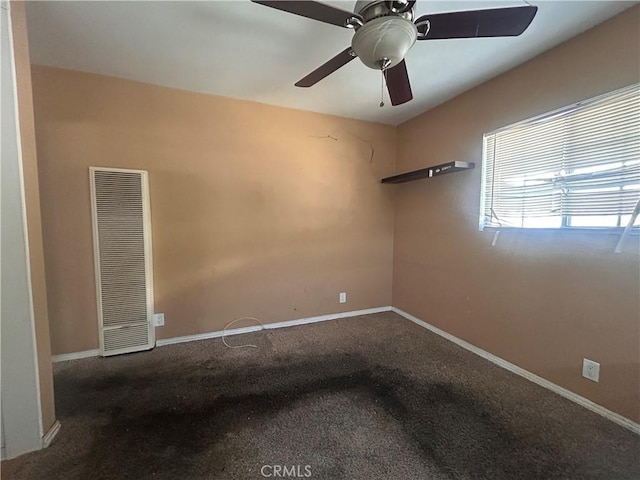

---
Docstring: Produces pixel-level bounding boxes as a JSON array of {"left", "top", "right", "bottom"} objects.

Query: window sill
[{"left": 481, "top": 226, "right": 639, "bottom": 235}]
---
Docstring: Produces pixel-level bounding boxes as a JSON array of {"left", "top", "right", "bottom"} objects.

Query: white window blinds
[{"left": 481, "top": 83, "right": 640, "bottom": 230}]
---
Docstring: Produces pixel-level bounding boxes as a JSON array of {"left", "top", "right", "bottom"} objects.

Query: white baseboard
[
  {"left": 52, "top": 349, "right": 100, "bottom": 363},
  {"left": 42, "top": 420, "right": 61, "bottom": 448},
  {"left": 52, "top": 307, "right": 393, "bottom": 361},
  {"left": 392, "top": 307, "right": 640, "bottom": 435},
  {"left": 156, "top": 306, "right": 392, "bottom": 347}
]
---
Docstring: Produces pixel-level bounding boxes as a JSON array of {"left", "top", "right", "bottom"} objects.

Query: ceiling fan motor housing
[{"left": 351, "top": 16, "right": 417, "bottom": 70}]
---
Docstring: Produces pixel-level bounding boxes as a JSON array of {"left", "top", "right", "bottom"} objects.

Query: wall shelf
[{"left": 381, "top": 161, "right": 475, "bottom": 184}]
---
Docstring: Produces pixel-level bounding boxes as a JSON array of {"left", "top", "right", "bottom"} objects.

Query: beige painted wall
[
  {"left": 31, "top": 66, "right": 396, "bottom": 355},
  {"left": 10, "top": 0, "right": 56, "bottom": 433},
  {"left": 394, "top": 6, "right": 640, "bottom": 422}
]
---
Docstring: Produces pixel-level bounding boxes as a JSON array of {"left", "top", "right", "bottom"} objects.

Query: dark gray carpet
[{"left": 3, "top": 312, "right": 638, "bottom": 479}]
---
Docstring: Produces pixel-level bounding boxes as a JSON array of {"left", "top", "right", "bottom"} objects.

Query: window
[{"left": 480, "top": 84, "right": 640, "bottom": 231}]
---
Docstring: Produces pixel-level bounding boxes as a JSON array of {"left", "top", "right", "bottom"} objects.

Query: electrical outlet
[
  {"left": 582, "top": 358, "right": 600, "bottom": 382},
  {"left": 153, "top": 313, "right": 165, "bottom": 327},
  {"left": 339, "top": 292, "right": 347, "bottom": 304}
]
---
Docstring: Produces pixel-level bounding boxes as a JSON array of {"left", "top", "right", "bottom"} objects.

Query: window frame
[{"left": 479, "top": 84, "right": 640, "bottom": 234}]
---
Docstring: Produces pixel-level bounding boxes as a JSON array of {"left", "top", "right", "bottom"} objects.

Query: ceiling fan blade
[
  {"left": 415, "top": 6, "right": 538, "bottom": 40},
  {"left": 251, "top": 1, "right": 363, "bottom": 29},
  {"left": 295, "top": 47, "right": 357, "bottom": 87},
  {"left": 385, "top": 60, "right": 413, "bottom": 106}
]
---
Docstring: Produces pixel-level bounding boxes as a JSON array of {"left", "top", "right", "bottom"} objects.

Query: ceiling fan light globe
[{"left": 351, "top": 16, "right": 417, "bottom": 70}]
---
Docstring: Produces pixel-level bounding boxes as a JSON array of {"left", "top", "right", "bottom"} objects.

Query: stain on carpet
[
  {"left": 39, "top": 357, "right": 607, "bottom": 479},
  {"left": 3, "top": 314, "right": 638, "bottom": 480}
]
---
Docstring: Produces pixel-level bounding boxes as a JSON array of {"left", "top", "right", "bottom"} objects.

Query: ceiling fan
[{"left": 251, "top": 0, "right": 538, "bottom": 106}]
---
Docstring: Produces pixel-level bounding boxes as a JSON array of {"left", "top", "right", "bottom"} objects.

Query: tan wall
[
  {"left": 394, "top": 6, "right": 640, "bottom": 422},
  {"left": 31, "top": 66, "right": 396, "bottom": 355},
  {"left": 10, "top": 1, "right": 56, "bottom": 433}
]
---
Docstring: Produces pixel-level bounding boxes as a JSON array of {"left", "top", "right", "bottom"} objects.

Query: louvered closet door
[{"left": 90, "top": 168, "right": 155, "bottom": 356}]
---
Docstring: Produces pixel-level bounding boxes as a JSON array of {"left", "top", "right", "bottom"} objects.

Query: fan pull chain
[{"left": 380, "top": 69, "right": 385, "bottom": 108}]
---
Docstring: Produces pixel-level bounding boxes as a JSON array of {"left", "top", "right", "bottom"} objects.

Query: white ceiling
[{"left": 26, "top": 0, "right": 636, "bottom": 125}]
